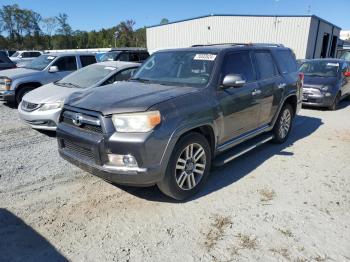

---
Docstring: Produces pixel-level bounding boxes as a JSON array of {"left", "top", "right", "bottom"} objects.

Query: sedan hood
[
  {"left": 23, "top": 82, "right": 81, "bottom": 104},
  {"left": 0, "top": 68, "right": 41, "bottom": 80},
  {"left": 303, "top": 76, "right": 338, "bottom": 88},
  {"left": 67, "top": 81, "right": 199, "bottom": 115}
]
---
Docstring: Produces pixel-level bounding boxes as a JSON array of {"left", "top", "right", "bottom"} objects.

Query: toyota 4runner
[{"left": 56, "top": 44, "right": 302, "bottom": 200}]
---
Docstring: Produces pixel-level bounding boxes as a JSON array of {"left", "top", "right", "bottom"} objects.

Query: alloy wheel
[{"left": 279, "top": 109, "right": 291, "bottom": 139}]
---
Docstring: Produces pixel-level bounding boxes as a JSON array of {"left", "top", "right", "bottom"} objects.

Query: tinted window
[
  {"left": 274, "top": 50, "right": 297, "bottom": 74},
  {"left": 255, "top": 51, "right": 278, "bottom": 79},
  {"left": 129, "top": 53, "right": 140, "bottom": 62},
  {"left": 139, "top": 52, "right": 150, "bottom": 61},
  {"left": 30, "top": 52, "right": 41, "bottom": 57},
  {"left": 222, "top": 51, "right": 255, "bottom": 82},
  {"left": 53, "top": 56, "right": 77, "bottom": 71},
  {"left": 300, "top": 60, "right": 339, "bottom": 77},
  {"left": 80, "top": 55, "right": 96, "bottom": 67},
  {"left": 21, "top": 52, "right": 31, "bottom": 58},
  {"left": 118, "top": 53, "right": 129, "bottom": 61}
]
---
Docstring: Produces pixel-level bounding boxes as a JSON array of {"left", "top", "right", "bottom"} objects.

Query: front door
[{"left": 217, "top": 51, "right": 261, "bottom": 144}]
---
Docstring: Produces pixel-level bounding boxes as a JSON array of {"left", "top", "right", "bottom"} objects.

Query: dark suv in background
[
  {"left": 57, "top": 44, "right": 302, "bottom": 200},
  {"left": 101, "top": 48, "right": 149, "bottom": 63}
]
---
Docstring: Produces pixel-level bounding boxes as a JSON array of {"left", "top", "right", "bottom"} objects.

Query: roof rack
[{"left": 191, "top": 43, "right": 284, "bottom": 47}]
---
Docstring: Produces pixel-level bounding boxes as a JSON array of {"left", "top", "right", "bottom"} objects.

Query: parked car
[
  {"left": 9, "top": 50, "right": 43, "bottom": 64},
  {"left": 56, "top": 44, "right": 302, "bottom": 200},
  {"left": 18, "top": 61, "right": 140, "bottom": 131},
  {"left": 0, "top": 53, "right": 16, "bottom": 71},
  {"left": 0, "top": 50, "right": 17, "bottom": 57},
  {"left": 300, "top": 59, "right": 350, "bottom": 110},
  {"left": 100, "top": 48, "right": 149, "bottom": 63},
  {"left": 0, "top": 52, "right": 97, "bottom": 104},
  {"left": 95, "top": 52, "right": 107, "bottom": 62}
]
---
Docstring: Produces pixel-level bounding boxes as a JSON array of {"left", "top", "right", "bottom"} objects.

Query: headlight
[
  {"left": 321, "top": 85, "right": 332, "bottom": 91},
  {"left": 111, "top": 111, "right": 161, "bottom": 132},
  {"left": 0, "top": 78, "right": 12, "bottom": 91},
  {"left": 38, "top": 101, "right": 63, "bottom": 111}
]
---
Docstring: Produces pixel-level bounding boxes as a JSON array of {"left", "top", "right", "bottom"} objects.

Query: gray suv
[
  {"left": 57, "top": 44, "right": 302, "bottom": 200},
  {"left": 0, "top": 52, "right": 96, "bottom": 104}
]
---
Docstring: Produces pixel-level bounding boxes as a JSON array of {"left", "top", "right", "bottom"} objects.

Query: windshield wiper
[
  {"left": 131, "top": 77, "right": 152, "bottom": 83},
  {"left": 55, "top": 82, "right": 81, "bottom": 88}
]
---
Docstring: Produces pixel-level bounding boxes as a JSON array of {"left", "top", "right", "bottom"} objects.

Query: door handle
[
  {"left": 278, "top": 83, "right": 287, "bottom": 89},
  {"left": 251, "top": 89, "right": 262, "bottom": 96}
]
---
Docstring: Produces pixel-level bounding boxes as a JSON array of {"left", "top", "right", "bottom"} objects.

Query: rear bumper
[
  {"left": 0, "top": 90, "right": 15, "bottom": 102},
  {"left": 18, "top": 104, "right": 61, "bottom": 131}
]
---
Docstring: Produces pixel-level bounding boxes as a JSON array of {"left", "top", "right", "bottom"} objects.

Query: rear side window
[
  {"left": 31, "top": 52, "right": 41, "bottom": 57},
  {"left": 222, "top": 51, "right": 256, "bottom": 82},
  {"left": 118, "top": 53, "right": 129, "bottom": 61},
  {"left": 21, "top": 52, "right": 31, "bottom": 58},
  {"left": 129, "top": 53, "right": 140, "bottom": 62},
  {"left": 80, "top": 55, "right": 96, "bottom": 67},
  {"left": 255, "top": 51, "right": 279, "bottom": 79},
  {"left": 53, "top": 56, "right": 77, "bottom": 71},
  {"left": 139, "top": 52, "right": 150, "bottom": 61},
  {"left": 274, "top": 50, "right": 298, "bottom": 74}
]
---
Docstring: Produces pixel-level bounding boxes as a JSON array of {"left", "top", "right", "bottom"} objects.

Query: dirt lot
[{"left": 1, "top": 101, "right": 350, "bottom": 262}]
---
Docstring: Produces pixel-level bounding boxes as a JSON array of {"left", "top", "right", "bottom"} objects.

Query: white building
[{"left": 146, "top": 14, "right": 341, "bottom": 59}]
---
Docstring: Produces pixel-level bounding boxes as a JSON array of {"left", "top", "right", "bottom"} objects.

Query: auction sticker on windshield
[
  {"left": 194, "top": 54, "right": 217, "bottom": 61},
  {"left": 47, "top": 56, "right": 56, "bottom": 60},
  {"left": 104, "top": 67, "right": 116, "bottom": 70}
]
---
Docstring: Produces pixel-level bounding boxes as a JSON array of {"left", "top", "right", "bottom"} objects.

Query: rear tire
[
  {"left": 329, "top": 93, "right": 340, "bottom": 111},
  {"left": 272, "top": 103, "right": 294, "bottom": 144},
  {"left": 157, "top": 132, "right": 211, "bottom": 200}
]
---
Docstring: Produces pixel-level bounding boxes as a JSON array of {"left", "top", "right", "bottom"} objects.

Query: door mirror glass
[
  {"left": 222, "top": 74, "right": 246, "bottom": 88},
  {"left": 48, "top": 66, "right": 59, "bottom": 73}
]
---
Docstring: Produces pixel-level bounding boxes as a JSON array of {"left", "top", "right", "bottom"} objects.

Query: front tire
[
  {"left": 16, "top": 87, "right": 34, "bottom": 105},
  {"left": 272, "top": 104, "right": 294, "bottom": 144},
  {"left": 329, "top": 93, "right": 340, "bottom": 111},
  {"left": 157, "top": 132, "right": 211, "bottom": 200}
]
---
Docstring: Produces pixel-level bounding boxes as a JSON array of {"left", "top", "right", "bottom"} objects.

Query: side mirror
[
  {"left": 48, "top": 66, "right": 59, "bottom": 73},
  {"left": 344, "top": 71, "right": 350, "bottom": 77},
  {"left": 222, "top": 74, "right": 246, "bottom": 88}
]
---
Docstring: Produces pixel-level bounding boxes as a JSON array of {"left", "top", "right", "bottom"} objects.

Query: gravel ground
[{"left": 0, "top": 101, "right": 350, "bottom": 262}]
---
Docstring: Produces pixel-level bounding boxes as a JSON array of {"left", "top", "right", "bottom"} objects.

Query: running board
[{"left": 213, "top": 133, "right": 274, "bottom": 167}]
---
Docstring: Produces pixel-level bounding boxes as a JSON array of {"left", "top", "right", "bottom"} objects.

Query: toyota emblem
[{"left": 72, "top": 113, "right": 83, "bottom": 126}]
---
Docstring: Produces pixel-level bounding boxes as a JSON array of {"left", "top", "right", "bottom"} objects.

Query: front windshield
[
  {"left": 132, "top": 51, "right": 217, "bottom": 87},
  {"left": 11, "top": 51, "right": 20, "bottom": 57},
  {"left": 100, "top": 51, "right": 121, "bottom": 62},
  {"left": 340, "top": 51, "right": 350, "bottom": 61},
  {"left": 24, "top": 55, "right": 56, "bottom": 70},
  {"left": 56, "top": 64, "right": 116, "bottom": 88},
  {"left": 300, "top": 60, "right": 340, "bottom": 77}
]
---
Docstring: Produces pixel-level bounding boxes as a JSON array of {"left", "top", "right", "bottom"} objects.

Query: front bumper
[
  {"left": 0, "top": 90, "right": 15, "bottom": 102},
  {"left": 56, "top": 108, "right": 173, "bottom": 186},
  {"left": 302, "top": 88, "right": 334, "bottom": 107},
  {"left": 18, "top": 103, "right": 61, "bottom": 131}
]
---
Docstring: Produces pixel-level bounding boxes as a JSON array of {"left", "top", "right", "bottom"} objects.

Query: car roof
[
  {"left": 91, "top": 61, "right": 140, "bottom": 70},
  {"left": 44, "top": 52, "right": 96, "bottom": 57},
  {"left": 157, "top": 44, "right": 291, "bottom": 54}
]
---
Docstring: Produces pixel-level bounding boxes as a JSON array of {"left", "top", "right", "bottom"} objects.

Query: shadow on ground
[
  {"left": 0, "top": 208, "right": 68, "bottom": 262},
  {"left": 118, "top": 114, "right": 323, "bottom": 202}
]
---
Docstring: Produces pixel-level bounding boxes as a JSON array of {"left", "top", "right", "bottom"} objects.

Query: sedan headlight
[
  {"left": 112, "top": 111, "right": 161, "bottom": 132},
  {"left": 38, "top": 101, "right": 63, "bottom": 111}
]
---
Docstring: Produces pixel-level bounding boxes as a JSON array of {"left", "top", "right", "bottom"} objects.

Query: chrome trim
[
  {"left": 217, "top": 124, "right": 270, "bottom": 152},
  {"left": 103, "top": 164, "right": 147, "bottom": 174},
  {"left": 63, "top": 110, "right": 101, "bottom": 126}
]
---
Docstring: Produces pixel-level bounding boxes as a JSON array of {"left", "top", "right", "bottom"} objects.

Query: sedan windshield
[
  {"left": 300, "top": 60, "right": 340, "bottom": 77},
  {"left": 56, "top": 64, "right": 116, "bottom": 88},
  {"left": 11, "top": 51, "right": 20, "bottom": 57},
  {"left": 24, "top": 55, "right": 56, "bottom": 70},
  {"left": 132, "top": 51, "right": 217, "bottom": 87},
  {"left": 100, "top": 51, "right": 121, "bottom": 62}
]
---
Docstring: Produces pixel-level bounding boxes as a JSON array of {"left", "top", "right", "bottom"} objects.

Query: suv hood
[
  {"left": 67, "top": 81, "right": 199, "bottom": 115},
  {"left": 0, "top": 68, "right": 41, "bottom": 80},
  {"left": 22, "top": 82, "right": 81, "bottom": 104}
]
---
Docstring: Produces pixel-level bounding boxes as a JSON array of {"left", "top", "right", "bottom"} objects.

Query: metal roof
[{"left": 147, "top": 14, "right": 341, "bottom": 30}]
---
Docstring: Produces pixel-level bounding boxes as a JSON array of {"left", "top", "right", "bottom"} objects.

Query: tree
[
  {"left": 115, "top": 19, "right": 136, "bottom": 47},
  {"left": 160, "top": 18, "right": 169, "bottom": 25},
  {"left": 41, "top": 17, "right": 58, "bottom": 49}
]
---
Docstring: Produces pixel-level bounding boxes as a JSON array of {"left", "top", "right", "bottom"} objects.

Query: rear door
[
  {"left": 217, "top": 51, "right": 261, "bottom": 143},
  {"left": 254, "top": 50, "right": 285, "bottom": 126}
]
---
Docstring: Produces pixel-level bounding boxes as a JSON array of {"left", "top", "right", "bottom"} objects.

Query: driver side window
[
  {"left": 53, "top": 56, "right": 77, "bottom": 71},
  {"left": 222, "top": 52, "right": 256, "bottom": 83}
]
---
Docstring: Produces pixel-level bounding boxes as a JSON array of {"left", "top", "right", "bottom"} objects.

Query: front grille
[
  {"left": 63, "top": 139, "right": 95, "bottom": 163},
  {"left": 21, "top": 100, "right": 40, "bottom": 112},
  {"left": 62, "top": 110, "right": 103, "bottom": 134}
]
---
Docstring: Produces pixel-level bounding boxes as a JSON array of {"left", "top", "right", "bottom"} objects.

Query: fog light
[{"left": 107, "top": 154, "right": 138, "bottom": 168}]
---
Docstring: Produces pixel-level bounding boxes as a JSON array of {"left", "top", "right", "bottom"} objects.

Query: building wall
[{"left": 147, "top": 16, "right": 313, "bottom": 58}]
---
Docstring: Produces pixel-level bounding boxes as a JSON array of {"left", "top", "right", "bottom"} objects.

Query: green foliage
[{"left": 0, "top": 4, "right": 146, "bottom": 50}]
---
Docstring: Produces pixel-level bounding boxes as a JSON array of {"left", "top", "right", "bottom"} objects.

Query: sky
[{"left": 1, "top": 0, "right": 349, "bottom": 31}]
